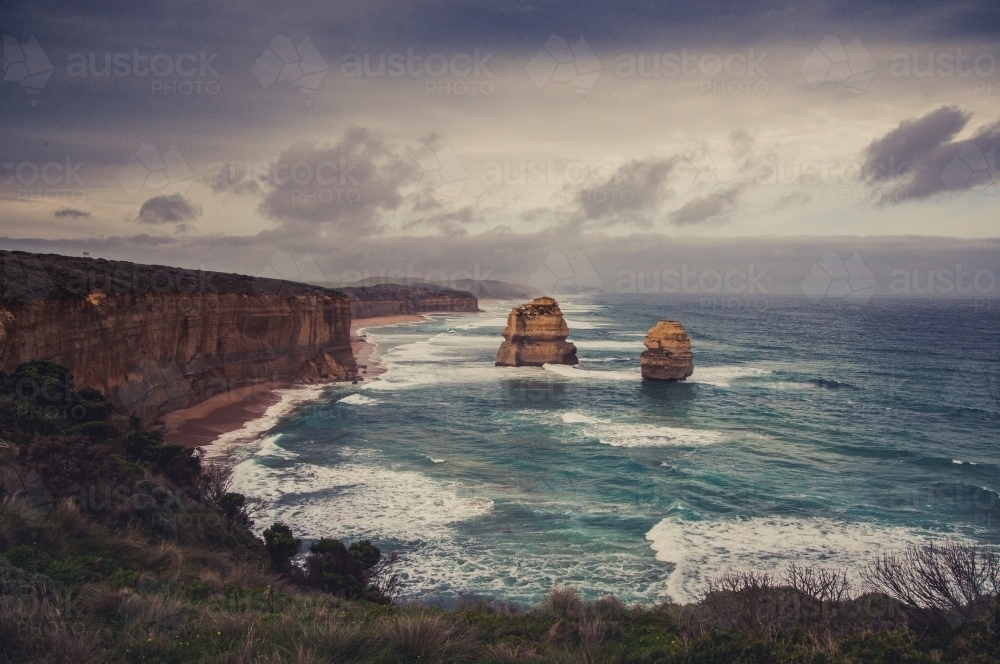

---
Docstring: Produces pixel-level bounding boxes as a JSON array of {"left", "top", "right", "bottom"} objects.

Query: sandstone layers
[
  {"left": 495, "top": 297, "right": 578, "bottom": 366},
  {"left": 640, "top": 320, "right": 694, "bottom": 381},
  {"left": 0, "top": 252, "right": 357, "bottom": 424}
]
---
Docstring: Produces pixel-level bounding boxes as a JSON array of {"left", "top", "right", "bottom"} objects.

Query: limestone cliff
[
  {"left": 495, "top": 297, "right": 578, "bottom": 366},
  {"left": 0, "top": 252, "right": 356, "bottom": 424},
  {"left": 640, "top": 320, "right": 694, "bottom": 381},
  {"left": 343, "top": 283, "right": 479, "bottom": 319}
]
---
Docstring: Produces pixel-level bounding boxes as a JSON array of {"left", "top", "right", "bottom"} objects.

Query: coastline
[
  {"left": 164, "top": 314, "right": 427, "bottom": 448},
  {"left": 351, "top": 314, "right": 425, "bottom": 380},
  {"left": 162, "top": 382, "right": 287, "bottom": 448}
]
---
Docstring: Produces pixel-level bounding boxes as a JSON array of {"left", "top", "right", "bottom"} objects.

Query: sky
[{"left": 1, "top": 0, "right": 998, "bottom": 297}]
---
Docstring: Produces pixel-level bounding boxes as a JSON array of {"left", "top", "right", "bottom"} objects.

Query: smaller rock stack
[
  {"left": 495, "top": 297, "right": 578, "bottom": 366},
  {"left": 640, "top": 320, "right": 694, "bottom": 381}
]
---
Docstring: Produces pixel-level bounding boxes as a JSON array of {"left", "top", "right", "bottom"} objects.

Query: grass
[{"left": 3, "top": 497, "right": 999, "bottom": 664}]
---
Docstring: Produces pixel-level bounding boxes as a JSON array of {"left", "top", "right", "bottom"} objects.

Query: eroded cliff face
[
  {"left": 640, "top": 320, "right": 694, "bottom": 381},
  {"left": 495, "top": 297, "right": 578, "bottom": 366},
  {"left": 0, "top": 252, "right": 355, "bottom": 423},
  {"left": 343, "top": 284, "right": 479, "bottom": 319}
]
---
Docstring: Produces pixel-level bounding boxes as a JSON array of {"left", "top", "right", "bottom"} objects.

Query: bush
[
  {"left": 24, "top": 434, "right": 117, "bottom": 499},
  {"left": 862, "top": 541, "right": 1000, "bottom": 630},
  {"left": 219, "top": 493, "right": 247, "bottom": 522},
  {"left": 124, "top": 430, "right": 200, "bottom": 485},
  {"left": 306, "top": 538, "right": 365, "bottom": 599},
  {"left": 263, "top": 522, "right": 301, "bottom": 571},
  {"left": 66, "top": 421, "right": 117, "bottom": 443},
  {"left": 305, "top": 538, "right": 399, "bottom": 603}
]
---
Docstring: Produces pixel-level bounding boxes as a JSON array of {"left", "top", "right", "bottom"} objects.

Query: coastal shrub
[
  {"left": 66, "top": 420, "right": 118, "bottom": 443},
  {"left": 124, "top": 429, "right": 200, "bottom": 485},
  {"left": 263, "top": 522, "right": 301, "bottom": 571},
  {"left": 0, "top": 361, "right": 110, "bottom": 425},
  {"left": 305, "top": 538, "right": 399, "bottom": 603},
  {"left": 862, "top": 541, "right": 1000, "bottom": 631},
  {"left": 306, "top": 538, "right": 366, "bottom": 599},
  {"left": 218, "top": 492, "right": 268, "bottom": 531},
  {"left": 24, "top": 433, "right": 117, "bottom": 499}
]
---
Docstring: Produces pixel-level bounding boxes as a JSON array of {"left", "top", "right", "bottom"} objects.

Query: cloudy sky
[{"left": 2, "top": 0, "right": 998, "bottom": 295}]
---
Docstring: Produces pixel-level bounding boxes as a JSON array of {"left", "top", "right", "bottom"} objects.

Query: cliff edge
[
  {"left": 640, "top": 320, "right": 694, "bottom": 381},
  {"left": 343, "top": 283, "right": 479, "bottom": 319},
  {"left": 0, "top": 252, "right": 356, "bottom": 424},
  {"left": 495, "top": 297, "right": 578, "bottom": 366}
]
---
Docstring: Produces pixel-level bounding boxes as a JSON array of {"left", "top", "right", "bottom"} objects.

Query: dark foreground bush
[
  {"left": 263, "top": 522, "right": 301, "bottom": 570},
  {"left": 305, "top": 537, "right": 401, "bottom": 604}
]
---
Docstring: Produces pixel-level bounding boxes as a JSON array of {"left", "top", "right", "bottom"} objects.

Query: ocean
[{"left": 211, "top": 295, "right": 1000, "bottom": 607}]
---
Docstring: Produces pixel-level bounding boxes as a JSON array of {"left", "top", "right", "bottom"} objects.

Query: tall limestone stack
[
  {"left": 495, "top": 297, "right": 578, "bottom": 366},
  {"left": 640, "top": 320, "right": 694, "bottom": 381}
]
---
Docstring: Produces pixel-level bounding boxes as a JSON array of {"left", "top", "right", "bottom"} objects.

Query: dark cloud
[
  {"left": 4, "top": 0, "right": 996, "bottom": 57},
  {"left": 401, "top": 205, "right": 477, "bottom": 236},
  {"left": 53, "top": 207, "right": 90, "bottom": 219},
  {"left": 862, "top": 107, "right": 999, "bottom": 202},
  {"left": 575, "top": 158, "right": 676, "bottom": 226},
  {"left": 257, "top": 128, "right": 407, "bottom": 236},
  {"left": 136, "top": 194, "right": 203, "bottom": 224},
  {"left": 668, "top": 183, "right": 745, "bottom": 226},
  {"left": 772, "top": 192, "right": 812, "bottom": 210},
  {"left": 864, "top": 106, "right": 970, "bottom": 180}
]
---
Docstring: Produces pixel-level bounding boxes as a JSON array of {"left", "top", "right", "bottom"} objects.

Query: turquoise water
[{"left": 218, "top": 296, "right": 1000, "bottom": 606}]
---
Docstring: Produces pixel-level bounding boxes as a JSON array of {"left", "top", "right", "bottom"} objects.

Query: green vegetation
[{"left": 2, "top": 361, "right": 1000, "bottom": 662}]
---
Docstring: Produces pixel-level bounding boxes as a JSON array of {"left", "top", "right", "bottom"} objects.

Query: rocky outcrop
[
  {"left": 640, "top": 320, "right": 694, "bottom": 381},
  {"left": 0, "top": 251, "right": 356, "bottom": 424},
  {"left": 495, "top": 297, "right": 578, "bottom": 366},
  {"left": 342, "top": 283, "right": 479, "bottom": 319}
]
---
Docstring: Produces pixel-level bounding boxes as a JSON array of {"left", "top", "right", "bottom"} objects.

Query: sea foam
[
  {"left": 542, "top": 364, "right": 641, "bottom": 381},
  {"left": 560, "top": 411, "right": 724, "bottom": 447},
  {"left": 204, "top": 385, "right": 330, "bottom": 461},
  {"left": 691, "top": 365, "right": 772, "bottom": 387},
  {"left": 339, "top": 393, "right": 378, "bottom": 405},
  {"left": 646, "top": 516, "right": 940, "bottom": 603}
]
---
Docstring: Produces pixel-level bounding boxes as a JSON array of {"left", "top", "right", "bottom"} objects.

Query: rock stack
[
  {"left": 495, "top": 297, "right": 578, "bottom": 366},
  {"left": 640, "top": 320, "right": 694, "bottom": 381}
]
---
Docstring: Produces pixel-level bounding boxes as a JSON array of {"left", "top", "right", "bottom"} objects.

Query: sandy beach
[
  {"left": 351, "top": 314, "right": 424, "bottom": 380},
  {"left": 164, "top": 314, "right": 427, "bottom": 448}
]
